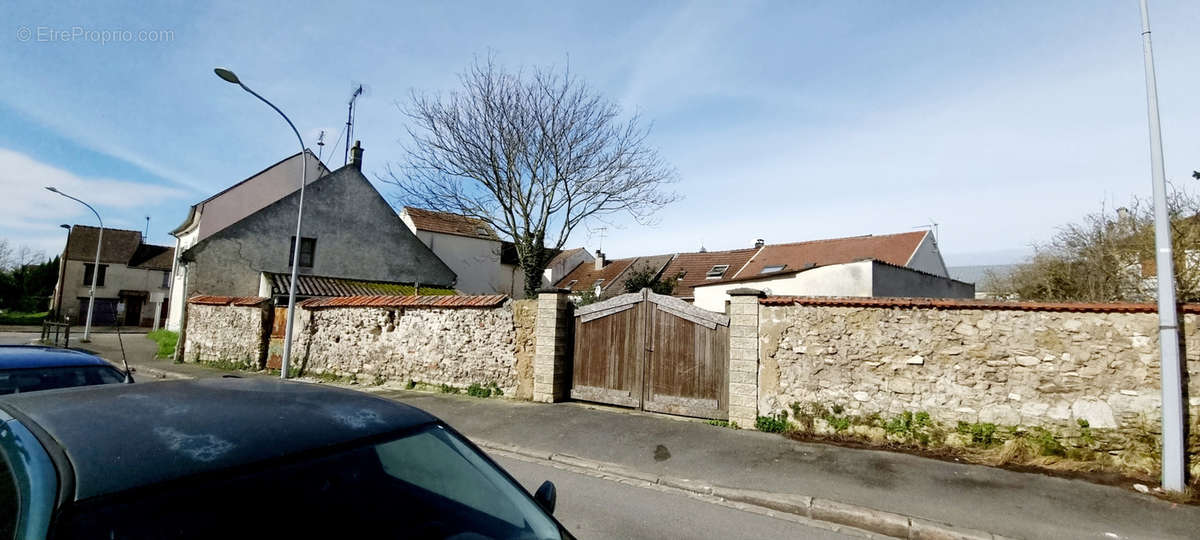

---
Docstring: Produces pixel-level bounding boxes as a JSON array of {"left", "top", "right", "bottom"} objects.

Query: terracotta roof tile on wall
[
  {"left": 404, "top": 207, "right": 499, "bottom": 240},
  {"left": 759, "top": 295, "right": 1200, "bottom": 314},
  {"left": 658, "top": 248, "right": 760, "bottom": 298},
  {"left": 188, "top": 295, "right": 270, "bottom": 306},
  {"left": 300, "top": 294, "right": 508, "bottom": 309},
  {"left": 737, "top": 231, "right": 927, "bottom": 277}
]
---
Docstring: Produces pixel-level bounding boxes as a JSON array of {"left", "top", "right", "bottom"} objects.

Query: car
[
  {"left": 0, "top": 377, "right": 572, "bottom": 539},
  {"left": 0, "top": 345, "right": 131, "bottom": 395}
]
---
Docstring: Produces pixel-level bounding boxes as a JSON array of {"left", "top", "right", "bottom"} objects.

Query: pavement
[{"left": 13, "top": 333, "right": 1199, "bottom": 539}]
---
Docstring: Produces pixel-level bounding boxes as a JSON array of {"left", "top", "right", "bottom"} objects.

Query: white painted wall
[
  {"left": 543, "top": 249, "right": 594, "bottom": 287},
  {"left": 693, "top": 260, "right": 874, "bottom": 312},
  {"left": 399, "top": 212, "right": 505, "bottom": 296},
  {"left": 166, "top": 226, "right": 198, "bottom": 330},
  {"left": 905, "top": 232, "right": 949, "bottom": 277},
  {"left": 60, "top": 259, "right": 171, "bottom": 324}
]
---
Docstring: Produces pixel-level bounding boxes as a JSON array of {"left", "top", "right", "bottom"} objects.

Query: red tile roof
[
  {"left": 188, "top": 295, "right": 270, "bottom": 306},
  {"left": 404, "top": 207, "right": 499, "bottom": 240},
  {"left": 300, "top": 294, "right": 508, "bottom": 309},
  {"left": 758, "top": 295, "right": 1200, "bottom": 314},
  {"left": 554, "top": 257, "right": 639, "bottom": 293},
  {"left": 737, "top": 231, "right": 927, "bottom": 277},
  {"left": 658, "top": 248, "right": 760, "bottom": 298}
]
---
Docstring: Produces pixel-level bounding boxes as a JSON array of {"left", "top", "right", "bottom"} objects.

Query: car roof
[
  {"left": 0, "top": 345, "right": 114, "bottom": 369},
  {"left": 0, "top": 377, "right": 437, "bottom": 502}
]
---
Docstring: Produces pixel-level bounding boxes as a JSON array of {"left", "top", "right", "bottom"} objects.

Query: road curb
[
  {"left": 130, "top": 365, "right": 192, "bottom": 380},
  {"left": 475, "top": 439, "right": 1014, "bottom": 540}
]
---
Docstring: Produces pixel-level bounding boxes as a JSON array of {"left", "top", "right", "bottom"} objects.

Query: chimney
[
  {"left": 594, "top": 250, "right": 606, "bottom": 270},
  {"left": 349, "top": 140, "right": 364, "bottom": 170},
  {"left": 754, "top": 238, "right": 765, "bottom": 248}
]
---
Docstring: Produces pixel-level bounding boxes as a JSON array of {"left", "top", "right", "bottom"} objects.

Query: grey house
[{"left": 165, "top": 144, "right": 456, "bottom": 330}]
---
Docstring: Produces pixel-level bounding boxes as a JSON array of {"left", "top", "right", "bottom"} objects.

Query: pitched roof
[
  {"left": 266, "top": 273, "right": 457, "bottom": 297},
  {"left": 128, "top": 243, "right": 175, "bottom": 271},
  {"left": 64, "top": 225, "right": 173, "bottom": 270},
  {"left": 553, "top": 254, "right": 674, "bottom": 297},
  {"left": 547, "top": 247, "right": 588, "bottom": 268},
  {"left": 736, "top": 231, "right": 928, "bottom": 277},
  {"left": 404, "top": 207, "right": 499, "bottom": 240},
  {"left": 657, "top": 248, "right": 760, "bottom": 298}
]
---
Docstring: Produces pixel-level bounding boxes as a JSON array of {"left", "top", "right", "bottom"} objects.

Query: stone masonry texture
[
  {"left": 728, "top": 293, "right": 761, "bottom": 429},
  {"left": 533, "top": 291, "right": 572, "bottom": 403},
  {"left": 182, "top": 303, "right": 269, "bottom": 368},
  {"left": 287, "top": 303, "right": 532, "bottom": 395},
  {"left": 757, "top": 304, "right": 1200, "bottom": 471}
]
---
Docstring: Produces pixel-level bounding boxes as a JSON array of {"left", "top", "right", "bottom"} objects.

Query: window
[
  {"left": 55, "top": 425, "right": 562, "bottom": 539},
  {"left": 705, "top": 265, "right": 729, "bottom": 279},
  {"left": 760, "top": 264, "right": 786, "bottom": 274},
  {"left": 83, "top": 263, "right": 108, "bottom": 286},
  {"left": 565, "top": 280, "right": 578, "bottom": 288},
  {"left": 676, "top": 271, "right": 687, "bottom": 280},
  {"left": 289, "top": 237, "right": 317, "bottom": 268},
  {"left": 161, "top": 271, "right": 170, "bottom": 288}
]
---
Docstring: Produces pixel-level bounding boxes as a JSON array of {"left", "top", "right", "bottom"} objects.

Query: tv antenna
[
  {"left": 144, "top": 216, "right": 150, "bottom": 239},
  {"left": 344, "top": 84, "right": 365, "bottom": 166},
  {"left": 911, "top": 218, "right": 939, "bottom": 242},
  {"left": 594, "top": 227, "right": 607, "bottom": 253}
]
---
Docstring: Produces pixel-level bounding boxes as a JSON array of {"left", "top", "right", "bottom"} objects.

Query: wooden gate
[{"left": 571, "top": 289, "right": 730, "bottom": 420}]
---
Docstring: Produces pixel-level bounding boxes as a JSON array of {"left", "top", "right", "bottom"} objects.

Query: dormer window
[
  {"left": 475, "top": 227, "right": 489, "bottom": 237},
  {"left": 705, "top": 265, "right": 729, "bottom": 279},
  {"left": 760, "top": 264, "right": 786, "bottom": 274}
]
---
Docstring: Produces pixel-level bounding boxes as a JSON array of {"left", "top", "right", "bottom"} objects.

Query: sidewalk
[
  {"left": 71, "top": 349, "right": 1199, "bottom": 539},
  {"left": 56, "top": 332, "right": 269, "bottom": 381},
  {"left": 370, "top": 391, "right": 1199, "bottom": 540}
]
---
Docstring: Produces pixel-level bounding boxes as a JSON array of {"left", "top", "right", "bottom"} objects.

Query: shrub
[
  {"left": 439, "top": 384, "right": 460, "bottom": 394},
  {"left": 957, "top": 421, "right": 999, "bottom": 446},
  {"left": 466, "top": 383, "right": 493, "bottom": 398},
  {"left": 755, "top": 412, "right": 790, "bottom": 433}
]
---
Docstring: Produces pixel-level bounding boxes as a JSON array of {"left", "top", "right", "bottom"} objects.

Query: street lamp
[
  {"left": 214, "top": 67, "right": 308, "bottom": 380},
  {"left": 46, "top": 188, "right": 102, "bottom": 342}
]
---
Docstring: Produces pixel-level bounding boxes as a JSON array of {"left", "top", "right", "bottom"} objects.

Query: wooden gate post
[
  {"left": 533, "top": 288, "right": 573, "bottom": 403},
  {"left": 727, "top": 288, "right": 764, "bottom": 429}
]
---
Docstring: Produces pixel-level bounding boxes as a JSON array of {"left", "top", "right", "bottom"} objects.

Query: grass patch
[
  {"left": 0, "top": 311, "right": 47, "bottom": 325},
  {"left": 705, "top": 419, "right": 738, "bottom": 429},
  {"left": 439, "top": 383, "right": 460, "bottom": 394},
  {"left": 146, "top": 329, "right": 178, "bottom": 358}
]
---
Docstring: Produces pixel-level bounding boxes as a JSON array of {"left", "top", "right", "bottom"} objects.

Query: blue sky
[{"left": 1, "top": 1, "right": 1197, "bottom": 266}]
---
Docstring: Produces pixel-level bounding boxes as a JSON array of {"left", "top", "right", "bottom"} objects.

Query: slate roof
[
  {"left": 266, "top": 273, "right": 457, "bottom": 297},
  {"left": 64, "top": 225, "right": 174, "bottom": 269},
  {"left": 404, "top": 207, "right": 499, "bottom": 240},
  {"left": 737, "top": 231, "right": 927, "bottom": 277}
]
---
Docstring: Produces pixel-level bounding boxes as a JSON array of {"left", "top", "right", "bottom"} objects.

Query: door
[{"left": 570, "top": 289, "right": 730, "bottom": 420}]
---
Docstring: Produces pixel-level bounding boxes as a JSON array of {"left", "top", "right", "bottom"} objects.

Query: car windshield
[
  {"left": 0, "top": 366, "right": 125, "bottom": 395},
  {"left": 56, "top": 424, "right": 563, "bottom": 539}
]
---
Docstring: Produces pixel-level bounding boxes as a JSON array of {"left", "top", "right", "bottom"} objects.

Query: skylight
[
  {"left": 706, "top": 265, "right": 729, "bottom": 278},
  {"left": 760, "top": 264, "right": 786, "bottom": 274}
]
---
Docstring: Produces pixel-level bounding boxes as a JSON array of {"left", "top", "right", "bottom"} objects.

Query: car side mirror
[{"left": 534, "top": 480, "right": 556, "bottom": 514}]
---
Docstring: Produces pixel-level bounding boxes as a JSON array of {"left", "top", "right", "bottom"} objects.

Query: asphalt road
[
  {"left": 494, "top": 454, "right": 867, "bottom": 540},
  {"left": 0, "top": 332, "right": 37, "bottom": 345}
]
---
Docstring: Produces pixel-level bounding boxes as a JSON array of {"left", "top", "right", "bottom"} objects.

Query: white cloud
[{"left": 0, "top": 148, "right": 187, "bottom": 240}]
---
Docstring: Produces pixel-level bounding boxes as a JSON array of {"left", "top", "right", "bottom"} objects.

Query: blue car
[
  {"left": 0, "top": 346, "right": 131, "bottom": 395},
  {"left": 0, "top": 377, "right": 570, "bottom": 539}
]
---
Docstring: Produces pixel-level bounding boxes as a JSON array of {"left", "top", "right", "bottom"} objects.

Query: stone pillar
[
  {"left": 533, "top": 289, "right": 572, "bottom": 403},
  {"left": 728, "top": 288, "right": 764, "bottom": 429}
]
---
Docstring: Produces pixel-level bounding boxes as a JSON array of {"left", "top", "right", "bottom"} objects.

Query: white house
[
  {"left": 401, "top": 207, "right": 591, "bottom": 298},
  {"left": 51, "top": 225, "right": 175, "bottom": 327}
]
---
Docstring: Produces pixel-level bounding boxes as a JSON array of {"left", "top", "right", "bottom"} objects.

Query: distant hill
[{"left": 947, "top": 264, "right": 1017, "bottom": 286}]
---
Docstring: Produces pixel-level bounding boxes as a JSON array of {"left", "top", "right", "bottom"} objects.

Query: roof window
[
  {"left": 760, "top": 264, "right": 786, "bottom": 274},
  {"left": 705, "top": 265, "right": 729, "bottom": 278}
]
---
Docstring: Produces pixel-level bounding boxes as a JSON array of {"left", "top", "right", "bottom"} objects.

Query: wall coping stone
[
  {"left": 299, "top": 294, "right": 508, "bottom": 309},
  {"left": 188, "top": 295, "right": 270, "bottom": 306},
  {"left": 728, "top": 288, "right": 767, "bottom": 297},
  {"left": 760, "top": 295, "right": 1200, "bottom": 314}
]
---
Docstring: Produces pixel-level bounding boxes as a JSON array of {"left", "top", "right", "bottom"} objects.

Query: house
[
  {"left": 166, "top": 144, "right": 456, "bottom": 330},
  {"left": 51, "top": 225, "right": 174, "bottom": 327},
  {"left": 690, "top": 232, "right": 972, "bottom": 311},
  {"left": 553, "top": 251, "right": 674, "bottom": 300},
  {"left": 401, "top": 207, "right": 593, "bottom": 298}
]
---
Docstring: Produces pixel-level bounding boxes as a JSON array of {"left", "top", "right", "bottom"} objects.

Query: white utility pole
[{"left": 1137, "top": 0, "right": 1185, "bottom": 492}]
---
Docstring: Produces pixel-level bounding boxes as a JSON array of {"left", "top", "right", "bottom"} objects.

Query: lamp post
[
  {"left": 54, "top": 224, "right": 70, "bottom": 318},
  {"left": 46, "top": 188, "right": 101, "bottom": 342},
  {"left": 214, "top": 67, "right": 307, "bottom": 380}
]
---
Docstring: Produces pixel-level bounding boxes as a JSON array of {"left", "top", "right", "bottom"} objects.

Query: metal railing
[{"left": 41, "top": 318, "right": 71, "bottom": 348}]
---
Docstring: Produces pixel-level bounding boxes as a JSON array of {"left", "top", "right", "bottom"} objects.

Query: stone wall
[
  {"left": 512, "top": 299, "right": 537, "bottom": 400},
  {"left": 182, "top": 298, "right": 270, "bottom": 368},
  {"left": 757, "top": 299, "right": 1200, "bottom": 470},
  {"left": 290, "top": 300, "right": 527, "bottom": 395}
]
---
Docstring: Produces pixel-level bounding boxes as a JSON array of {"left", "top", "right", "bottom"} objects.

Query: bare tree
[
  {"left": 987, "top": 181, "right": 1200, "bottom": 302},
  {"left": 385, "top": 58, "right": 679, "bottom": 296},
  {"left": 0, "top": 238, "right": 11, "bottom": 272}
]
